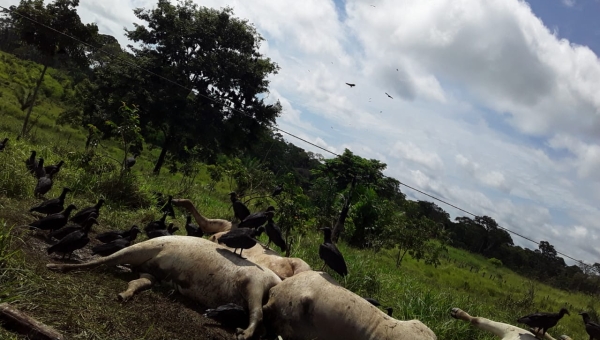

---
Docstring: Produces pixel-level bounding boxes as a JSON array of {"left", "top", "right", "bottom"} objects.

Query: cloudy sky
[{"left": 3, "top": 0, "right": 599, "bottom": 264}]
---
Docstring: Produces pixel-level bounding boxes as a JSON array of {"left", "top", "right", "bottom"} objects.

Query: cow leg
[
  {"left": 118, "top": 273, "right": 156, "bottom": 302},
  {"left": 451, "top": 307, "right": 513, "bottom": 338},
  {"left": 236, "top": 279, "right": 266, "bottom": 340}
]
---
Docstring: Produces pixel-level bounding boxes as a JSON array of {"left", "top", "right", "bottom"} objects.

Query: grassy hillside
[{"left": 0, "top": 51, "right": 594, "bottom": 340}]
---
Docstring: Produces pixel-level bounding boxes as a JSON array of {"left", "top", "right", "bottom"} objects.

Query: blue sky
[
  {"left": 527, "top": 0, "right": 600, "bottom": 54},
  {"left": 3, "top": 0, "right": 600, "bottom": 265}
]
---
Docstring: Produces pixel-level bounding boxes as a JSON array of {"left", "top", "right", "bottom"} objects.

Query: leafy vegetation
[{"left": 0, "top": 1, "right": 597, "bottom": 339}]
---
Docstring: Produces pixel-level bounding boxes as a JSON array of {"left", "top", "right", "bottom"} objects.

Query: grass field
[{"left": 0, "top": 50, "right": 594, "bottom": 339}]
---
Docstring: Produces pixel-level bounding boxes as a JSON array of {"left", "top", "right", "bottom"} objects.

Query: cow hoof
[
  {"left": 117, "top": 293, "right": 130, "bottom": 302},
  {"left": 235, "top": 328, "right": 252, "bottom": 340},
  {"left": 450, "top": 307, "right": 462, "bottom": 319}
]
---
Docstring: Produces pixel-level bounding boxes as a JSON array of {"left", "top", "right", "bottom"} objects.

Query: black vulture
[
  {"left": 144, "top": 212, "right": 168, "bottom": 232},
  {"left": 47, "top": 217, "right": 96, "bottom": 259},
  {"left": 34, "top": 174, "right": 54, "bottom": 197},
  {"left": 96, "top": 225, "right": 140, "bottom": 243},
  {"left": 386, "top": 308, "right": 393, "bottom": 317},
  {"left": 160, "top": 195, "right": 175, "bottom": 218},
  {"left": 579, "top": 312, "right": 600, "bottom": 340},
  {"left": 345, "top": 83, "right": 356, "bottom": 88},
  {"left": 203, "top": 303, "right": 249, "bottom": 329},
  {"left": 49, "top": 214, "right": 98, "bottom": 240},
  {"left": 385, "top": 92, "right": 393, "bottom": 99},
  {"left": 29, "top": 204, "right": 78, "bottom": 232},
  {"left": 185, "top": 215, "right": 203, "bottom": 237},
  {"left": 265, "top": 217, "right": 286, "bottom": 252},
  {"left": 44, "top": 160, "right": 64, "bottom": 176},
  {"left": 0, "top": 137, "right": 8, "bottom": 151},
  {"left": 25, "top": 151, "right": 37, "bottom": 174},
  {"left": 364, "top": 297, "right": 381, "bottom": 307},
  {"left": 318, "top": 227, "right": 348, "bottom": 277},
  {"left": 146, "top": 223, "right": 178, "bottom": 239},
  {"left": 517, "top": 308, "right": 569, "bottom": 338},
  {"left": 218, "top": 227, "right": 265, "bottom": 259},
  {"left": 239, "top": 206, "right": 275, "bottom": 229},
  {"left": 70, "top": 198, "right": 105, "bottom": 225},
  {"left": 34, "top": 157, "right": 46, "bottom": 179},
  {"left": 92, "top": 227, "right": 141, "bottom": 257},
  {"left": 229, "top": 192, "right": 250, "bottom": 221},
  {"left": 271, "top": 185, "right": 283, "bottom": 197},
  {"left": 30, "top": 187, "right": 71, "bottom": 215}
]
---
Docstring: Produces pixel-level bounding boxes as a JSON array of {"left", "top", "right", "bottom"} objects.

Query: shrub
[{"left": 489, "top": 258, "right": 503, "bottom": 267}]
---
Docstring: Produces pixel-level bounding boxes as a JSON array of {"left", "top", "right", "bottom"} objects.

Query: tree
[
  {"left": 8, "top": 0, "right": 98, "bottom": 137},
  {"left": 121, "top": 0, "right": 281, "bottom": 174},
  {"left": 383, "top": 214, "right": 447, "bottom": 268},
  {"left": 474, "top": 215, "right": 513, "bottom": 256},
  {"left": 415, "top": 201, "right": 450, "bottom": 226},
  {"left": 311, "top": 149, "right": 398, "bottom": 241},
  {"left": 538, "top": 241, "right": 558, "bottom": 260},
  {"left": 105, "top": 102, "right": 144, "bottom": 175},
  {"left": 0, "top": 15, "right": 21, "bottom": 53}
]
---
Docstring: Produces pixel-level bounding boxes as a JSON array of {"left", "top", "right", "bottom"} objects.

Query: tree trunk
[
  {"left": 85, "top": 129, "right": 92, "bottom": 149},
  {"left": 332, "top": 197, "right": 351, "bottom": 243},
  {"left": 332, "top": 176, "right": 357, "bottom": 243},
  {"left": 396, "top": 249, "right": 409, "bottom": 267},
  {"left": 153, "top": 135, "right": 171, "bottom": 174},
  {"left": 21, "top": 63, "right": 47, "bottom": 138}
]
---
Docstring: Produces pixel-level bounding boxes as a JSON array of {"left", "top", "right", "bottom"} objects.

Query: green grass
[{"left": 0, "top": 49, "right": 593, "bottom": 340}]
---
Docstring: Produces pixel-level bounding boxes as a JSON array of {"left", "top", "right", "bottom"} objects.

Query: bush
[
  {"left": 489, "top": 258, "right": 503, "bottom": 267},
  {"left": 62, "top": 153, "right": 151, "bottom": 209}
]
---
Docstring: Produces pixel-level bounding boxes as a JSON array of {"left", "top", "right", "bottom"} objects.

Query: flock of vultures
[{"left": 1, "top": 138, "right": 600, "bottom": 339}]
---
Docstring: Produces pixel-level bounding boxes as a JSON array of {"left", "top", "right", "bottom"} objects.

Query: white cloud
[
  {"left": 392, "top": 142, "right": 444, "bottom": 171},
  {"left": 548, "top": 134, "right": 600, "bottom": 180},
  {"left": 15, "top": 0, "right": 600, "bottom": 264},
  {"left": 562, "top": 0, "right": 576, "bottom": 7},
  {"left": 455, "top": 154, "right": 510, "bottom": 192}
]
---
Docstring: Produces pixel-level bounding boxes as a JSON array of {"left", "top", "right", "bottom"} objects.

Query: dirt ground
[{"left": 1, "top": 200, "right": 237, "bottom": 340}]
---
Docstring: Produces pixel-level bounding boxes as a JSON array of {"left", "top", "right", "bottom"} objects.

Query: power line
[{"left": 0, "top": 5, "right": 590, "bottom": 268}]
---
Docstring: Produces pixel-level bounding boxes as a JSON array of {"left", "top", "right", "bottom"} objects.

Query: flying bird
[
  {"left": 345, "top": 83, "right": 356, "bottom": 88},
  {"left": 385, "top": 92, "right": 393, "bottom": 99}
]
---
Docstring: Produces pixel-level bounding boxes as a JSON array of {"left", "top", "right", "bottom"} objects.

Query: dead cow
[
  {"left": 47, "top": 236, "right": 281, "bottom": 340},
  {"left": 210, "top": 231, "right": 311, "bottom": 280},
  {"left": 451, "top": 307, "right": 571, "bottom": 340},
  {"left": 262, "top": 271, "right": 437, "bottom": 340}
]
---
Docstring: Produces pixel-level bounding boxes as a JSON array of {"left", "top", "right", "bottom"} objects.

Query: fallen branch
[{"left": 0, "top": 303, "right": 64, "bottom": 340}]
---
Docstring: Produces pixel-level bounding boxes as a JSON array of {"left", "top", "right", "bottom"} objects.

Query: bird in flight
[
  {"left": 346, "top": 83, "right": 356, "bottom": 88},
  {"left": 385, "top": 92, "right": 393, "bottom": 99}
]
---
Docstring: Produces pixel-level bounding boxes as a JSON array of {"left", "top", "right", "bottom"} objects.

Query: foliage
[
  {"left": 8, "top": 0, "right": 98, "bottom": 66},
  {"left": 271, "top": 173, "right": 311, "bottom": 253},
  {"left": 104, "top": 102, "right": 144, "bottom": 172},
  {"left": 489, "top": 258, "right": 503, "bottom": 267}
]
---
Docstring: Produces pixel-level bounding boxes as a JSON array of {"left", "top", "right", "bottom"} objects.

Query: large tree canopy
[{"left": 114, "top": 0, "right": 281, "bottom": 173}]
